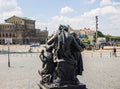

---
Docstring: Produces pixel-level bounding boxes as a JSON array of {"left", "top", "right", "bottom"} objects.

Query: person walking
[{"left": 113, "top": 47, "right": 117, "bottom": 57}]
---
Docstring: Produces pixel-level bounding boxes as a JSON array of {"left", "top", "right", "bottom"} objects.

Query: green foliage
[
  {"left": 94, "top": 31, "right": 105, "bottom": 37},
  {"left": 104, "top": 35, "right": 111, "bottom": 42},
  {"left": 84, "top": 38, "right": 90, "bottom": 44},
  {"left": 93, "top": 31, "right": 105, "bottom": 42},
  {"left": 104, "top": 35, "right": 120, "bottom": 41},
  {"left": 109, "top": 36, "right": 120, "bottom": 39},
  {"left": 85, "top": 34, "right": 88, "bottom": 38},
  {"left": 93, "top": 30, "right": 120, "bottom": 42}
]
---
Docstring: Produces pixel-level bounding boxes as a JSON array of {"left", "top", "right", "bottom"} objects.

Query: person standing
[{"left": 113, "top": 47, "right": 117, "bottom": 57}]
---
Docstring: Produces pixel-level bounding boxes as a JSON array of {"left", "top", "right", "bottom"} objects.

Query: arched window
[
  {"left": 6, "top": 33, "right": 8, "bottom": 37},
  {"left": 9, "top": 33, "right": 11, "bottom": 37},
  {"left": 3, "top": 33, "right": 4, "bottom": 37},
  {"left": 13, "top": 33, "right": 16, "bottom": 37}
]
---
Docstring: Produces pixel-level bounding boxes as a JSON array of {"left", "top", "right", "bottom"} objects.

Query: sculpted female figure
[{"left": 46, "top": 25, "right": 83, "bottom": 86}]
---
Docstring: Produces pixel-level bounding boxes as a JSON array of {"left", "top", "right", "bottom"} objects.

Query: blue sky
[
  {"left": 17, "top": 0, "right": 100, "bottom": 20},
  {"left": 0, "top": 0, "right": 120, "bottom": 36}
]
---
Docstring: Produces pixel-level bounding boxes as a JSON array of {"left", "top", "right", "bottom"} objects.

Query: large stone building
[{"left": 0, "top": 16, "right": 48, "bottom": 45}]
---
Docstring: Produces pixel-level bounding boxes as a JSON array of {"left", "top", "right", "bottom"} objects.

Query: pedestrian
[{"left": 113, "top": 47, "right": 117, "bottom": 57}]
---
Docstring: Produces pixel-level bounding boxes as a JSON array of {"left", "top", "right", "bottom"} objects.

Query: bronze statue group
[{"left": 38, "top": 25, "right": 85, "bottom": 87}]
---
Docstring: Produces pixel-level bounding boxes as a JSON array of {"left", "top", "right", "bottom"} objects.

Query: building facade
[
  {"left": 0, "top": 16, "right": 48, "bottom": 45},
  {"left": 69, "top": 26, "right": 95, "bottom": 44}
]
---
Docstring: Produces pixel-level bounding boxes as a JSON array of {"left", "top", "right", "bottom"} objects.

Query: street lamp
[
  {"left": 95, "top": 16, "right": 99, "bottom": 49},
  {"left": 5, "top": 38, "right": 12, "bottom": 67},
  {"left": 95, "top": 16, "right": 98, "bottom": 44},
  {"left": 8, "top": 43, "right": 10, "bottom": 67}
]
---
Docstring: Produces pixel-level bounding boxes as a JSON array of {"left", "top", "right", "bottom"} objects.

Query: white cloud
[
  {"left": 36, "top": 15, "right": 94, "bottom": 35},
  {"left": 82, "top": 6, "right": 120, "bottom": 17},
  {"left": 60, "top": 6, "right": 74, "bottom": 14},
  {"left": 36, "top": 5, "right": 120, "bottom": 36},
  {"left": 100, "top": 0, "right": 120, "bottom": 6},
  {"left": 0, "top": 0, "right": 23, "bottom": 22},
  {"left": 86, "top": 0, "right": 96, "bottom": 4},
  {"left": 36, "top": 22, "right": 46, "bottom": 30}
]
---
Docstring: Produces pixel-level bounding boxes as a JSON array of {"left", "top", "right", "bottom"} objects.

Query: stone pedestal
[{"left": 38, "top": 83, "right": 87, "bottom": 89}]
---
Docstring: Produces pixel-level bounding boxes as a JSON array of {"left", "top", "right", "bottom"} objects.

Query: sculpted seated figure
[{"left": 39, "top": 45, "right": 56, "bottom": 84}]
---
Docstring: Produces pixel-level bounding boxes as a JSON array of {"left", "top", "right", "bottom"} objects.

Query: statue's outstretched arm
[{"left": 47, "top": 35, "right": 57, "bottom": 45}]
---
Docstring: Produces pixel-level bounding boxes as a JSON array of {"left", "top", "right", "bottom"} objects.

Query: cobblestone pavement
[
  {"left": 80, "top": 53, "right": 120, "bottom": 89},
  {"left": 0, "top": 55, "right": 40, "bottom": 89},
  {"left": 0, "top": 48, "right": 120, "bottom": 89}
]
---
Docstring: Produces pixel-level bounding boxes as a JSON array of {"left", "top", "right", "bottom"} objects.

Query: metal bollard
[
  {"left": 110, "top": 52, "right": 111, "bottom": 57},
  {"left": 91, "top": 52, "right": 93, "bottom": 57},
  {"left": 100, "top": 53, "right": 102, "bottom": 58}
]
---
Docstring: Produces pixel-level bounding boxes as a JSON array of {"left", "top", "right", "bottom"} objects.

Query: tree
[
  {"left": 104, "top": 35, "right": 111, "bottom": 42},
  {"left": 83, "top": 34, "right": 90, "bottom": 44},
  {"left": 93, "top": 31, "right": 105, "bottom": 42},
  {"left": 84, "top": 38, "right": 90, "bottom": 44}
]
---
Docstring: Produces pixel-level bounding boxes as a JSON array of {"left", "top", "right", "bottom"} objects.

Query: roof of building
[
  {"left": 80, "top": 28, "right": 95, "bottom": 34},
  {"left": 5, "top": 15, "right": 35, "bottom": 22},
  {"left": 69, "top": 26, "right": 95, "bottom": 34}
]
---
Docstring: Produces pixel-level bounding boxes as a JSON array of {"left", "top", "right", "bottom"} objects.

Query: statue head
[{"left": 59, "top": 25, "right": 68, "bottom": 32}]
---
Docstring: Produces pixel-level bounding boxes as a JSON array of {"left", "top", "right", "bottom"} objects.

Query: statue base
[{"left": 38, "top": 83, "right": 87, "bottom": 89}]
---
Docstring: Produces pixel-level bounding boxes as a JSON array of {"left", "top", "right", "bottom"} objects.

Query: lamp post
[
  {"left": 5, "top": 38, "right": 12, "bottom": 68},
  {"left": 95, "top": 16, "right": 98, "bottom": 44},
  {"left": 8, "top": 43, "right": 10, "bottom": 67},
  {"left": 95, "top": 16, "right": 98, "bottom": 49}
]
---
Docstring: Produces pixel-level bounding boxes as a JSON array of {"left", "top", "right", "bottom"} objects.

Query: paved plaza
[{"left": 0, "top": 45, "right": 120, "bottom": 89}]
